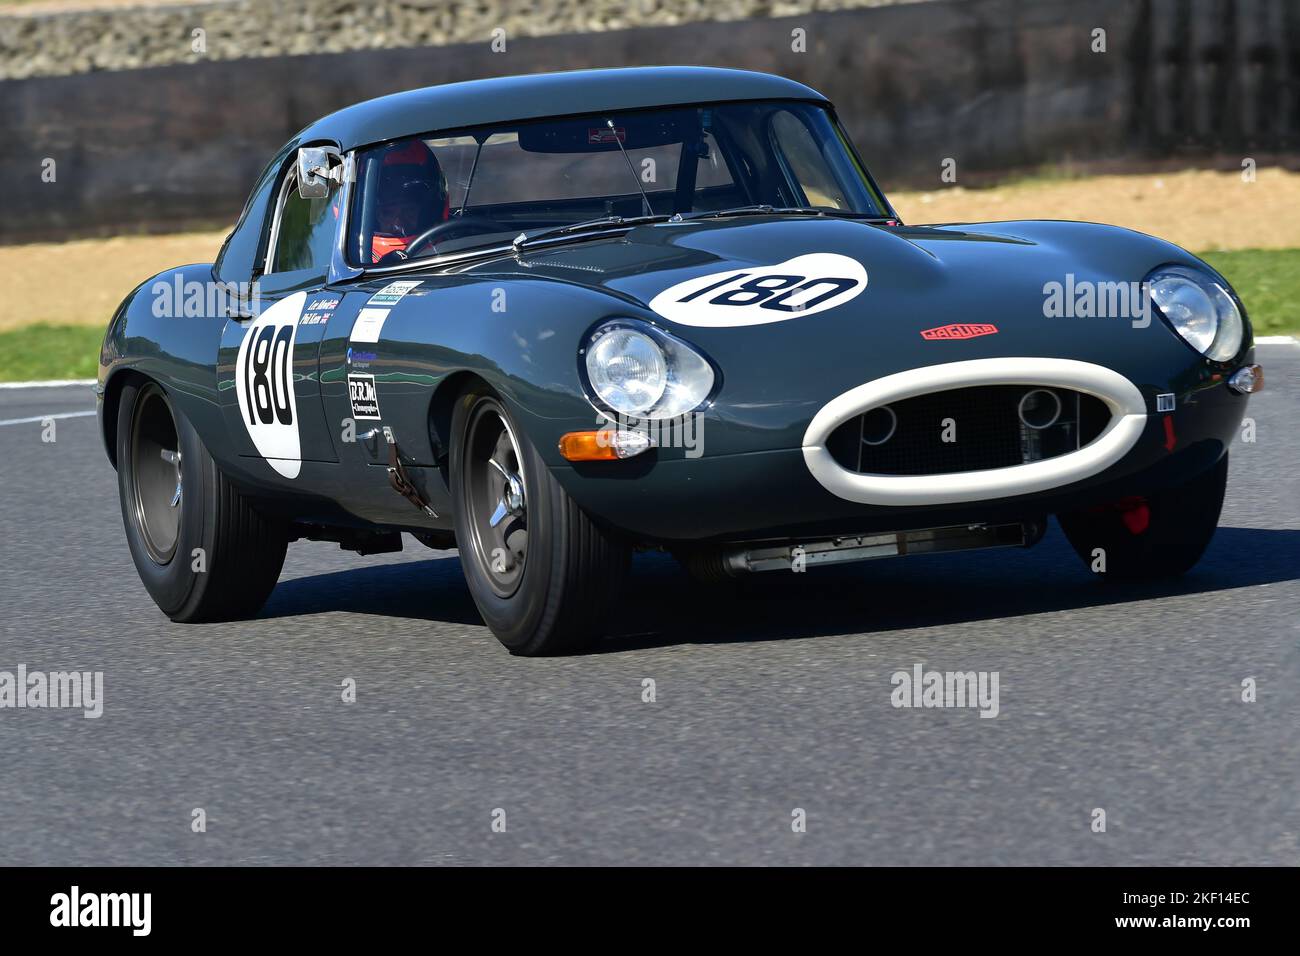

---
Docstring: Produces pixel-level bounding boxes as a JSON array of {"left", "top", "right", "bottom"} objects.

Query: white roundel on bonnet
[
  {"left": 648, "top": 253, "right": 868, "bottom": 327},
  {"left": 234, "top": 291, "right": 305, "bottom": 478}
]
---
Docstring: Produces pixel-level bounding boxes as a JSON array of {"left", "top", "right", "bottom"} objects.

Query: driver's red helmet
[{"left": 371, "top": 139, "right": 450, "bottom": 263}]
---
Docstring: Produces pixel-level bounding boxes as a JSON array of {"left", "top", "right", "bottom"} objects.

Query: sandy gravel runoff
[
  {"left": 1, "top": 231, "right": 228, "bottom": 331},
  {"left": 889, "top": 168, "right": 1300, "bottom": 253},
  {"left": 1, "top": 168, "right": 1297, "bottom": 331}
]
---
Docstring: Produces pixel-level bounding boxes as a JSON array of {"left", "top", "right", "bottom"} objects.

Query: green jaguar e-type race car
[{"left": 99, "top": 67, "right": 1262, "bottom": 654}]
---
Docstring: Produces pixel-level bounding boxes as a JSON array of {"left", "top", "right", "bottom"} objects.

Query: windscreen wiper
[
  {"left": 809, "top": 208, "right": 899, "bottom": 223},
  {"left": 678, "top": 204, "right": 801, "bottom": 220},
  {"left": 512, "top": 214, "right": 671, "bottom": 252},
  {"left": 679, "top": 205, "right": 896, "bottom": 223},
  {"left": 510, "top": 205, "right": 895, "bottom": 253}
]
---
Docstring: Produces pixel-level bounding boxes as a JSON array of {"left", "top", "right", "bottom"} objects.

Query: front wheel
[
  {"left": 450, "top": 387, "right": 629, "bottom": 655},
  {"left": 116, "top": 378, "right": 288, "bottom": 621},
  {"left": 1058, "top": 454, "right": 1228, "bottom": 581}
]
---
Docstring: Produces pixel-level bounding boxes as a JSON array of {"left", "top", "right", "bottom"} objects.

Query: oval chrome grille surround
[{"left": 802, "top": 358, "right": 1148, "bottom": 506}]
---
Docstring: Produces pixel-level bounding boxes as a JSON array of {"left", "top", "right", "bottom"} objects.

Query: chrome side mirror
[{"left": 296, "top": 147, "right": 333, "bottom": 199}]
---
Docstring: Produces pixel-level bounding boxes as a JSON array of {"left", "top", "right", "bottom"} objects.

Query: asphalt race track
[{"left": 1, "top": 345, "right": 1296, "bottom": 866}]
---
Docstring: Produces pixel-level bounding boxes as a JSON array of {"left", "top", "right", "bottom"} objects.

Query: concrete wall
[
  {"left": 0, "top": 0, "right": 932, "bottom": 80},
  {"left": 2, "top": 0, "right": 1297, "bottom": 243}
]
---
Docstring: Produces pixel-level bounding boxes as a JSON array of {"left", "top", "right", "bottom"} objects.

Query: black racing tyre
[
  {"left": 116, "top": 378, "right": 288, "bottom": 622},
  {"left": 449, "top": 386, "right": 630, "bottom": 655},
  {"left": 1058, "top": 454, "right": 1228, "bottom": 581}
]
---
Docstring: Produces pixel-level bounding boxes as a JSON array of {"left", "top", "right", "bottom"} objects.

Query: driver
[{"left": 371, "top": 139, "right": 449, "bottom": 263}]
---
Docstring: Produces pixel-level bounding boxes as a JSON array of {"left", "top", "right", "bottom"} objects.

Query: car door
[{"left": 217, "top": 146, "right": 344, "bottom": 479}]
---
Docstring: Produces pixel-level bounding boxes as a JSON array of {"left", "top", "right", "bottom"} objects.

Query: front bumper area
[{"left": 549, "top": 373, "right": 1244, "bottom": 544}]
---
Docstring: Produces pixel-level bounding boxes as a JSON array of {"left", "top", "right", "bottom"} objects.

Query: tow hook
[
  {"left": 1117, "top": 498, "right": 1151, "bottom": 535},
  {"left": 1089, "top": 495, "right": 1150, "bottom": 535}
]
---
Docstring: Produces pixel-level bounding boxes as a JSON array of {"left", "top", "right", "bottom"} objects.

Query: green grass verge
[
  {"left": 0, "top": 250, "right": 1293, "bottom": 383},
  {"left": 0, "top": 323, "right": 102, "bottom": 382},
  {"left": 1197, "top": 248, "right": 1299, "bottom": 338}
]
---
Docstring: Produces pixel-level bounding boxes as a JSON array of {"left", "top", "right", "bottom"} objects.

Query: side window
[{"left": 268, "top": 163, "right": 341, "bottom": 275}]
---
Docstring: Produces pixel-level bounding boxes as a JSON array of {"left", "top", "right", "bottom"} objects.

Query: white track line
[
  {"left": 0, "top": 379, "right": 96, "bottom": 389},
  {"left": 0, "top": 410, "right": 96, "bottom": 427},
  {"left": 1256, "top": 336, "right": 1299, "bottom": 346}
]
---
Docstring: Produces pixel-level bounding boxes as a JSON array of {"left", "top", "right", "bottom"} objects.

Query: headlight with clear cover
[
  {"left": 1145, "top": 264, "right": 1244, "bottom": 362},
  {"left": 583, "top": 320, "right": 715, "bottom": 419}
]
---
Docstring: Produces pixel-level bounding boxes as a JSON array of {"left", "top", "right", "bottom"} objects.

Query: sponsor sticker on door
[
  {"left": 350, "top": 307, "right": 390, "bottom": 343},
  {"left": 367, "top": 280, "right": 422, "bottom": 306},
  {"left": 348, "top": 373, "right": 382, "bottom": 420}
]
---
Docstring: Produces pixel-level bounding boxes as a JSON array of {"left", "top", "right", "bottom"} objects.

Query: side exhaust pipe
[{"left": 688, "top": 520, "right": 1044, "bottom": 577}]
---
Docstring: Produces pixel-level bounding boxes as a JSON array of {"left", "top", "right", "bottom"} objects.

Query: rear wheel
[
  {"left": 1058, "top": 454, "right": 1228, "bottom": 580},
  {"left": 450, "top": 387, "right": 629, "bottom": 655},
  {"left": 117, "top": 378, "right": 288, "bottom": 621}
]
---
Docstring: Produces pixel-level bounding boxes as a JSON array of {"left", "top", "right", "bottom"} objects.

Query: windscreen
[{"left": 350, "top": 100, "right": 888, "bottom": 265}]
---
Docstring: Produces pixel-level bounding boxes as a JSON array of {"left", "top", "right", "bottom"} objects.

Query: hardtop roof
[{"left": 298, "top": 66, "right": 830, "bottom": 151}]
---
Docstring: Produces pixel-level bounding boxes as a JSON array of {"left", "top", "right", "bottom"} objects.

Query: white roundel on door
[
  {"left": 234, "top": 291, "right": 306, "bottom": 478},
  {"left": 648, "top": 253, "right": 868, "bottom": 327}
]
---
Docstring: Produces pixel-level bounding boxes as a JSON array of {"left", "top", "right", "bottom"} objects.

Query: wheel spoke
[
  {"left": 504, "top": 525, "right": 527, "bottom": 557},
  {"left": 492, "top": 430, "right": 513, "bottom": 463},
  {"left": 162, "top": 448, "right": 182, "bottom": 507},
  {"left": 467, "top": 403, "right": 531, "bottom": 597}
]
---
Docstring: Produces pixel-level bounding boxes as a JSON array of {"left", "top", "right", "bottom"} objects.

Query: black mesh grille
[{"left": 826, "top": 385, "right": 1111, "bottom": 476}]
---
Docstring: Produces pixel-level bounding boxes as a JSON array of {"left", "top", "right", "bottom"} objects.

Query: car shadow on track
[
  {"left": 257, "top": 526, "right": 1300, "bottom": 651},
  {"left": 261, "top": 550, "right": 484, "bottom": 626},
  {"left": 596, "top": 525, "right": 1300, "bottom": 653}
]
